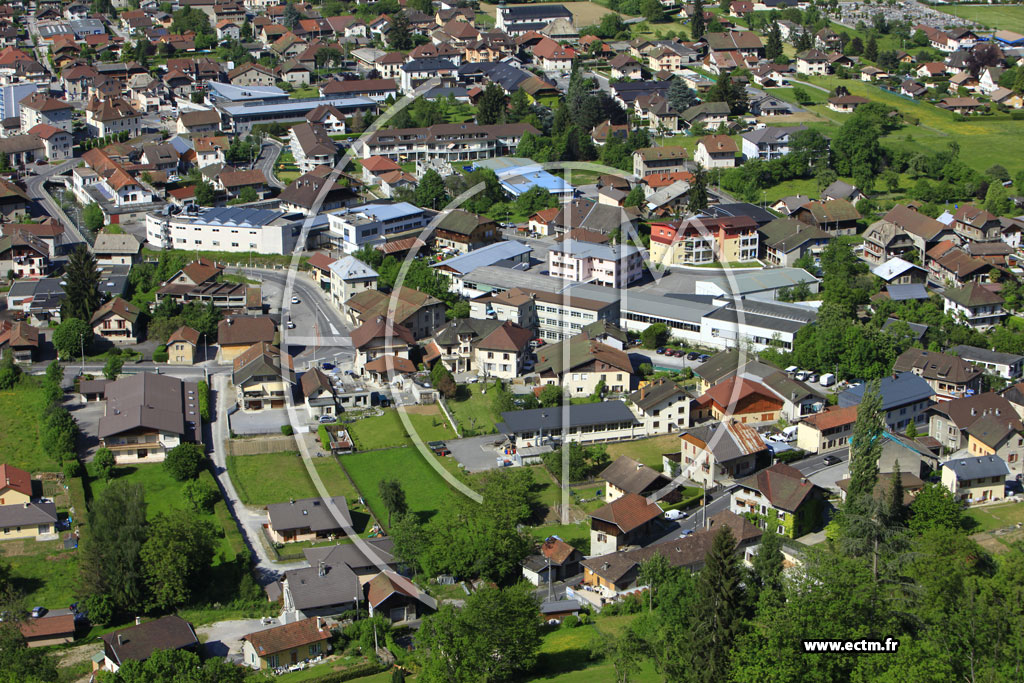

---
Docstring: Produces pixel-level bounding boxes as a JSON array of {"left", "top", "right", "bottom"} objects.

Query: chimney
[
  {"left": 117, "top": 634, "right": 123, "bottom": 646},
  {"left": 641, "top": 384, "right": 646, "bottom": 400},
  {"left": 317, "top": 616, "right": 325, "bottom": 631},
  {"left": 972, "top": 408, "right": 977, "bottom": 416},
  {"left": 318, "top": 561, "right": 326, "bottom": 577}
]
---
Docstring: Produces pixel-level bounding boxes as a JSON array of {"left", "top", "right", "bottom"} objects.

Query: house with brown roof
[
  {"left": 582, "top": 511, "right": 761, "bottom": 598},
  {"left": 364, "top": 571, "right": 436, "bottom": 623},
  {"left": 953, "top": 204, "right": 1002, "bottom": 243},
  {"left": 627, "top": 378, "right": 694, "bottom": 434},
  {"left": 229, "top": 62, "right": 276, "bottom": 87},
  {"left": 796, "top": 405, "right": 858, "bottom": 454},
  {"left": 18, "top": 92, "right": 73, "bottom": 134},
  {"left": 675, "top": 421, "right": 770, "bottom": 489},
  {"left": 521, "top": 536, "right": 583, "bottom": 586},
  {"left": 96, "top": 373, "right": 202, "bottom": 463},
  {"left": 964, "top": 412, "right": 1024, "bottom": 481},
  {"left": 344, "top": 287, "right": 445, "bottom": 340},
  {"left": 695, "top": 377, "right": 784, "bottom": 424},
  {"left": 84, "top": 96, "right": 142, "bottom": 139},
  {"left": 730, "top": 462, "right": 827, "bottom": 538},
  {"left": 241, "top": 617, "right": 331, "bottom": 670},
  {"left": 0, "top": 230, "right": 50, "bottom": 278},
  {"left": 694, "top": 134, "right": 737, "bottom": 169},
  {"left": 534, "top": 333, "right": 635, "bottom": 395},
  {"left": 98, "top": 616, "right": 199, "bottom": 674},
  {"left": 793, "top": 198, "right": 861, "bottom": 235},
  {"left": 893, "top": 348, "right": 983, "bottom": 402},
  {"left": 20, "top": 610, "right": 75, "bottom": 648},
  {"left": 217, "top": 316, "right": 277, "bottom": 363},
  {"left": 93, "top": 233, "right": 142, "bottom": 266},
  {"left": 278, "top": 171, "right": 360, "bottom": 216},
  {"left": 633, "top": 145, "right": 688, "bottom": 177},
  {"left": 350, "top": 315, "right": 415, "bottom": 376},
  {"left": 166, "top": 325, "right": 200, "bottom": 365},
  {"left": 600, "top": 455, "right": 679, "bottom": 504},
  {"left": 232, "top": 342, "right": 294, "bottom": 412},
  {"left": 929, "top": 392, "right": 1019, "bottom": 453},
  {"left": 0, "top": 463, "right": 32, "bottom": 506},
  {"left": 0, "top": 320, "right": 40, "bottom": 363},
  {"left": 91, "top": 297, "right": 142, "bottom": 345},
  {"left": 434, "top": 209, "right": 499, "bottom": 253},
  {"left": 176, "top": 108, "right": 221, "bottom": 136},
  {"left": 942, "top": 283, "right": 1005, "bottom": 330},
  {"left": 937, "top": 96, "right": 983, "bottom": 115},
  {"left": 589, "top": 492, "right": 663, "bottom": 556},
  {"left": 827, "top": 94, "right": 869, "bottom": 113}
]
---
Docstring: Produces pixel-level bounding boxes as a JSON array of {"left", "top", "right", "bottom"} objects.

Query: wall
[{"left": 225, "top": 435, "right": 299, "bottom": 456}]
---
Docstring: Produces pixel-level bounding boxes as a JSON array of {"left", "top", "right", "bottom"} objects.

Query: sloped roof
[
  {"left": 101, "top": 616, "right": 198, "bottom": 666},
  {"left": 91, "top": 297, "right": 141, "bottom": 325},
  {"left": 0, "top": 463, "right": 31, "bottom": 497},
  {"left": 167, "top": 325, "right": 200, "bottom": 346},
  {"left": 534, "top": 335, "right": 633, "bottom": 375},
  {"left": 735, "top": 462, "right": 820, "bottom": 512},
  {"left": 350, "top": 316, "right": 415, "bottom": 349},
  {"left": 600, "top": 456, "right": 670, "bottom": 496},
  {"left": 218, "top": 316, "right": 275, "bottom": 346},
  {"left": 590, "top": 492, "right": 663, "bottom": 533}
]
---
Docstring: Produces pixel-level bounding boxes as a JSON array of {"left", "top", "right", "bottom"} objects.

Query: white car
[
  {"left": 286, "top": 321, "right": 296, "bottom": 329},
  {"left": 291, "top": 296, "right": 300, "bottom": 304},
  {"left": 664, "top": 509, "right": 687, "bottom": 521}
]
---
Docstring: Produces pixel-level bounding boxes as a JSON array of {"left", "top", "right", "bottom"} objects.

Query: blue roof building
[{"left": 838, "top": 373, "right": 934, "bottom": 433}]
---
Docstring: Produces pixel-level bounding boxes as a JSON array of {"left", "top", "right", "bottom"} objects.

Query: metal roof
[
  {"left": 497, "top": 400, "right": 638, "bottom": 435},
  {"left": 621, "top": 292, "right": 717, "bottom": 323},
  {"left": 206, "top": 81, "right": 288, "bottom": 103},
  {"left": 188, "top": 206, "right": 284, "bottom": 228},
  {"left": 220, "top": 96, "right": 374, "bottom": 116},
  {"left": 432, "top": 240, "right": 532, "bottom": 276},
  {"left": 838, "top": 374, "right": 934, "bottom": 411},
  {"left": 942, "top": 455, "right": 1010, "bottom": 480},
  {"left": 949, "top": 345, "right": 1024, "bottom": 366}
]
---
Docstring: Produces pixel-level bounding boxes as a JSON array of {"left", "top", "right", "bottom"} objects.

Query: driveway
[
  {"left": 230, "top": 408, "right": 292, "bottom": 435},
  {"left": 449, "top": 434, "right": 510, "bottom": 473},
  {"left": 67, "top": 399, "right": 106, "bottom": 461},
  {"left": 198, "top": 617, "right": 278, "bottom": 661}
]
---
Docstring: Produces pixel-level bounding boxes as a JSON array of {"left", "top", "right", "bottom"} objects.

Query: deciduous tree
[{"left": 140, "top": 510, "right": 215, "bottom": 610}]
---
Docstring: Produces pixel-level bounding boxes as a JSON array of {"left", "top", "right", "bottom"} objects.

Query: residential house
[
  {"left": 217, "top": 316, "right": 277, "bottom": 363},
  {"left": 288, "top": 122, "right": 339, "bottom": 173},
  {"left": 0, "top": 321, "right": 40, "bottom": 362},
  {"left": 344, "top": 287, "right": 445, "bottom": 340},
  {"left": 626, "top": 378, "right": 693, "bottom": 435},
  {"left": 301, "top": 367, "right": 341, "bottom": 419},
  {"left": 522, "top": 537, "right": 583, "bottom": 586},
  {"left": 176, "top": 109, "right": 222, "bottom": 136},
  {"left": 680, "top": 101, "right": 730, "bottom": 129},
  {"left": 941, "top": 456, "right": 1009, "bottom": 504},
  {"left": 937, "top": 97, "right": 983, "bottom": 115},
  {"left": 0, "top": 230, "right": 49, "bottom": 278},
  {"left": 18, "top": 92, "right": 73, "bottom": 134},
  {"left": 589, "top": 492, "right": 662, "bottom": 556},
  {"left": 730, "top": 462, "right": 826, "bottom": 537},
  {"left": 632, "top": 146, "right": 688, "bottom": 177},
  {"left": 98, "top": 616, "right": 199, "bottom": 674},
  {"left": 650, "top": 215, "right": 759, "bottom": 267},
  {"left": 534, "top": 334, "right": 634, "bottom": 395},
  {"left": 27, "top": 123, "right": 73, "bottom": 161},
  {"left": 675, "top": 420, "right": 770, "bottom": 490},
  {"left": 837, "top": 373, "right": 934, "bottom": 433},
  {"left": 871, "top": 257, "right": 928, "bottom": 285},
  {"left": 547, "top": 241, "right": 643, "bottom": 288},
  {"left": 241, "top": 617, "right": 332, "bottom": 671},
  {"left": 232, "top": 342, "right": 295, "bottom": 412},
  {"left": 893, "top": 348, "right": 983, "bottom": 402},
  {"left": 964, "top": 413, "right": 1024, "bottom": 481},
  {"left": 796, "top": 405, "right": 858, "bottom": 454},
  {"left": 949, "top": 345, "right": 1024, "bottom": 380},
  {"left": 93, "top": 233, "right": 142, "bottom": 266},
  {"left": 943, "top": 283, "right": 1005, "bottom": 331},
  {"left": 793, "top": 199, "right": 861, "bottom": 235},
  {"left": 85, "top": 96, "right": 142, "bottom": 139},
  {"left": 96, "top": 373, "right": 202, "bottom": 463},
  {"left": 694, "top": 376, "right": 783, "bottom": 424},
  {"left": 364, "top": 571, "right": 437, "bottom": 623},
  {"left": 0, "top": 463, "right": 31, "bottom": 506},
  {"left": 166, "top": 325, "right": 200, "bottom": 365},
  {"left": 795, "top": 49, "right": 829, "bottom": 76},
  {"left": 740, "top": 125, "right": 808, "bottom": 161},
  {"left": 599, "top": 455, "right": 678, "bottom": 504},
  {"left": 532, "top": 37, "right": 575, "bottom": 71},
  {"left": 266, "top": 496, "right": 349, "bottom": 544},
  {"left": 953, "top": 204, "right": 1002, "bottom": 243},
  {"left": 90, "top": 297, "right": 142, "bottom": 345},
  {"left": 757, "top": 217, "right": 830, "bottom": 267},
  {"left": 609, "top": 54, "right": 642, "bottom": 80},
  {"left": 304, "top": 104, "right": 348, "bottom": 134},
  {"left": 327, "top": 255, "right": 378, "bottom": 309},
  {"left": 350, "top": 316, "right": 414, "bottom": 376},
  {"left": 694, "top": 134, "right": 737, "bottom": 169},
  {"left": 19, "top": 611, "right": 75, "bottom": 648},
  {"left": 827, "top": 94, "right": 869, "bottom": 113},
  {"left": 433, "top": 209, "right": 499, "bottom": 253}
]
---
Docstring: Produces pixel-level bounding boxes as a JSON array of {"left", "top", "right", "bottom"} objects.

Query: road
[
  {"left": 24, "top": 159, "right": 88, "bottom": 246},
  {"left": 257, "top": 139, "right": 286, "bottom": 189}
]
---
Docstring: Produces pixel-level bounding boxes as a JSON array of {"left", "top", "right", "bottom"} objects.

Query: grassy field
[
  {"left": 0, "top": 537, "right": 79, "bottom": 609},
  {"left": 0, "top": 379, "right": 59, "bottom": 473},
  {"left": 607, "top": 434, "right": 679, "bottom": 470},
  {"left": 446, "top": 384, "right": 502, "bottom": 435},
  {"left": 226, "top": 451, "right": 315, "bottom": 505},
  {"left": 532, "top": 615, "right": 662, "bottom": 681},
  {"left": 346, "top": 407, "right": 456, "bottom": 450},
  {"left": 340, "top": 447, "right": 454, "bottom": 527},
  {"left": 275, "top": 149, "right": 301, "bottom": 184},
  {"left": 479, "top": 0, "right": 633, "bottom": 24},
  {"left": 528, "top": 521, "right": 590, "bottom": 550},
  {"left": 964, "top": 500, "right": 1024, "bottom": 533},
  {"left": 938, "top": 4, "right": 1024, "bottom": 32}
]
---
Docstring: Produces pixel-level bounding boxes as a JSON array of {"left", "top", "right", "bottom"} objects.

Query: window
[{"left": 268, "top": 655, "right": 279, "bottom": 668}]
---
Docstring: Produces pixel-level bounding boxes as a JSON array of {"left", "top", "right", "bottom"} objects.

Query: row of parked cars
[{"left": 655, "top": 348, "right": 710, "bottom": 362}]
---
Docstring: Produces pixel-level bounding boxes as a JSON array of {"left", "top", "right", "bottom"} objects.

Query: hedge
[
  {"left": 198, "top": 380, "right": 210, "bottom": 421},
  {"left": 153, "top": 344, "right": 168, "bottom": 363},
  {"left": 284, "top": 661, "right": 389, "bottom": 683}
]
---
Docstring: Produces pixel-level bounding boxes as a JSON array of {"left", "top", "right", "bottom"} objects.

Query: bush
[
  {"left": 562, "top": 615, "right": 580, "bottom": 628},
  {"left": 94, "top": 447, "right": 115, "bottom": 481},
  {"left": 62, "top": 459, "right": 82, "bottom": 478},
  {"left": 197, "top": 380, "right": 210, "bottom": 421},
  {"left": 183, "top": 477, "right": 220, "bottom": 513},
  {"left": 281, "top": 424, "right": 294, "bottom": 436},
  {"left": 152, "top": 345, "right": 169, "bottom": 363},
  {"left": 164, "top": 442, "right": 205, "bottom": 481},
  {"left": 318, "top": 424, "right": 331, "bottom": 450}
]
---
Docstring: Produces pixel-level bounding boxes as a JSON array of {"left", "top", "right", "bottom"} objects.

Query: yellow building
[
  {"left": 0, "top": 464, "right": 32, "bottom": 506},
  {"left": 941, "top": 456, "right": 1009, "bottom": 505},
  {"left": 166, "top": 325, "right": 199, "bottom": 365}
]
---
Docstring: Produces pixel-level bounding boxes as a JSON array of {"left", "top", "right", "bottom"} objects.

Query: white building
[
  {"left": 547, "top": 241, "right": 643, "bottom": 288},
  {"left": 145, "top": 206, "right": 298, "bottom": 254},
  {"left": 325, "top": 202, "right": 429, "bottom": 253}
]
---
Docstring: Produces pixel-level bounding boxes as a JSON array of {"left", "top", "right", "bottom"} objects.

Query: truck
[{"left": 819, "top": 373, "right": 836, "bottom": 387}]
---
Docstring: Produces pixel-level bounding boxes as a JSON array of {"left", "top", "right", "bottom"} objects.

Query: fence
[{"left": 225, "top": 434, "right": 298, "bottom": 456}]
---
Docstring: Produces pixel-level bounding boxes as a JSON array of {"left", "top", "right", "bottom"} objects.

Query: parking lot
[{"left": 447, "top": 434, "right": 512, "bottom": 473}]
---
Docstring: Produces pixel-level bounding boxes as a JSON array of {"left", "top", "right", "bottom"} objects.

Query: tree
[
  {"left": 102, "top": 354, "right": 124, "bottom": 381},
  {"left": 140, "top": 510, "right": 215, "bottom": 610},
  {"left": 83, "top": 202, "right": 104, "bottom": 232},
  {"left": 539, "top": 383, "right": 563, "bottom": 407},
  {"left": 624, "top": 185, "right": 645, "bottom": 208},
  {"left": 94, "top": 447, "right": 116, "bottom": 481},
  {"left": 640, "top": 322, "right": 669, "bottom": 349},
  {"left": 282, "top": 2, "right": 301, "bottom": 29},
  {"left": 378, "top": 478, "right": 408, "bottom": 527},
  {"left": 984, "top": 181, "right": 1013, "bottom": 216},
  {"left": 688, "top": 165, "right": 708, "bottom": 212},
  {"left": 909, "top": 482, "right": 963, "bottom": 532},
  {"left": 0, "top": 349, "right": 19, "bottom": 390},
  {"left": 668, "top": 78, "right": 699, "bottom": 113},
  {"left": 691, "top": 0, "right": 706, "bottom": 40},
  {"left": 865, "top": 34, "right": 878, "bottom": 62},
  {"left": 77, "top": 481, "right": 148, "bottom": 618},
  {"left": 194, "top": 181, "right": 215, "bottom": 206},
  {"left": 112, "top": 648, "right": 245, "bottom": 683},
  {"left": 766, "top": 21, "right": 783, "bottom": 61},
  {"left": 0, "top": 623, "right": 59, "bottom": 683},
  {"left": 691, "top": 525, "right": 745, "bottom": 680},
  {"left": 845, "top": 380, "right": 883, "bottom": 507},
  {"left": 508, "top": 88, "right": 532, "bottom": 123},
  {"left": 415, "top": 169, "right": 448, "bottom": 209},
  {"left": 53, "top": 317, "right": 93, "bottom": 360},
  {"left": 477, "top": 83, "right": 507, "bottom": 125},
  {"left": 610, "top": 627, "right": 646, "bottom": 683},
  {"left": 61, "top": 244, "right": 102, "bottom": 321},
  {"left": 416, "top": 583, "right": 541, "bottom": 683},
  {"left": 388, "top": 10, "right": 413, "bottom": 50},
  {"left": 164, "top": 442, "right": 205, "bottom": 481},
  {"left": 642, "top": 0, "right": 664, "bottom": 22},
  {"left": 183, "top": 477, "right": 219, "bottom": 513},
  {"left": 637, "top": 552, "right": 674, "bottom": 611},
  {"left": 750, "top": 522, "right": 783, "bottom": 602},
  {"left": 792, "top": 87, "right": 813, "bottom": 105}
]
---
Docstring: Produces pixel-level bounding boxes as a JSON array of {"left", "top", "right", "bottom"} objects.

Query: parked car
[
  {"left": 795, "top": 371, "right": 808, "bottom": 382},
  {"left": 427, "top": 441, "right": 451, "bottom": 456},
  {"left": 286, "top": 320, "right": 296, "bottom": 329},
  {"left": 807, "top": 373, "right": 819, "bottom": 383},
  {"left": 679, "top": 529, "right": 694, "bottom": 537},
  {"left": 664, "top": 509, "right": 688, "bottom": 520},
  {"left": 318, "top": 415, "right": 336, "bottom": 424},
  {"left": 699, "top": 354, "right": 709, "bottom": 362},
  {"left": 322, "top": 362, "right": 335, "bottom": 370},
  {"left": 686, "top": 351, "right": 698, "bottom": 360},
  {"left": 30, "top": 607, "right": 46, "bottom": 618},
  {"left": 656, "top": 347, "right": 666, "bottom": 354},
  {"left": 823, "top": 454, "right": 841, "bottom": 466}
]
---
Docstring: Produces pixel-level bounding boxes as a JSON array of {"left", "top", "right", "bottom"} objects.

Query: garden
[
  {"left": 340, "top": 447, "right": 454, "bottom": 528},
  {"left": 345, "top": 406, "right": 455, "bottom": 450}
]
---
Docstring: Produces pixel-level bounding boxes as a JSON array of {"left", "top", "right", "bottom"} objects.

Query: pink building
[{"left": 547, "top": 241, "right": 643, "bottom": 288}]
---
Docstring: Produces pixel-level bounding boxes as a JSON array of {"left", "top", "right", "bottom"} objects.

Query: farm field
[
  {"left": 346, "top": 406, "right": 456, "bottom": 450},
  {"left": 938, "top": 4, "right": 1024, "bottom": 32},
  {"left": 340, "top": 447, "right": 454, "bottom": 527}
]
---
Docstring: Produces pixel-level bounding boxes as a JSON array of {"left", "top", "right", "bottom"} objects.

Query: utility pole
[
  {"left": 547, "top": 557, "right": 552, "bottom": 602},
  {"left": 80, "top": 334, "right": 85, "bottom": 377}
]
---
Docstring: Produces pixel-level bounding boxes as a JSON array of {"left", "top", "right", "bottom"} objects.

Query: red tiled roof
[
  {"left": 590, "top": 492, "right": 662, "bottom": 533},
  {"left": 0, "top": 463, "right": 32, "bottom": 497},
  {"left": 242, "top": 617, "right": 330, "bottom": 657}
]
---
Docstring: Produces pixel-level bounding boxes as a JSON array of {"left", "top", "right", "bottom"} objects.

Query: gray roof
[
  {"left": 303, "top": 538, "right": 396, "bottom": 573},
  {"left": 882, "top": 317, "right": 928, "bottom": 341},
  {"left": 741, "top": 125, "right": 807, "bottom": 145},
  {"left": 540, "top": 599, "right": 581, "bottom": 614},
  {"left": 93, "top": 233, "right": 141, "bottom": 255},
  {"left": 283, "top": 562, "right": 360, "bottom": 611},
  {"left": 0, "top": 501, "right": 56, "bottom": 526},
  {"left": 837, "top": 374, "right": 934, "bottom": 411},
  {"left": 702, "top": 299, "right": 817, "bottom": 334},
  {"left": 949, "top": 345, "right": 1024, "bottom": 367},
  {"left": 98, "top": 373, "right": 200, "bottom": 441},
  {"left": 432, "top": 240, "right": 532, "bottom": 276},
  {"left": 498, "top": 400, "right": 638, "bottom": 435},
  {"left": 942, "top": 455, "right": 1010, "bottom": 481},
  {"left": 699, "top": 268, "right": 818, "bottom": 295},
  {"left": 885, "top": 283, "right": 929, "bottom": 301},
  {"left": 622, "top": 292, "right": 716, "bottom": 324},
  {"left": 328, "top": 255, "right": 378, "bottom": 281},
  {"left": 267, "top": 496, "right": 351, "bottom": 533}
]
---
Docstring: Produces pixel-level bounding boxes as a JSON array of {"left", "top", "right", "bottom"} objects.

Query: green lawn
[
  {"left": 346, "top": 407, "right": 456, "bottom": 450},
  {"left": 275, "top": 149, "right": 301, "bottom": 184},
  {"left": 532, "top": 615, "right": 662, "bottom": 681},
  {"left": 446, "top": 384, "right": 502, "bottom": 435},
  {"left": 964, "top": 501, "right": 1024, "bottom": 533},
  {"left": 340, "top": 447, "right": 454, "bottom": 527},
  {"left": 290, "top": 86, "right": 319, "bottom": 99},
  {"left": 607, "top": 435, "right": 678, "bottom": 470},
  {"left": 528, "top": 521, "right": 590, "bottom": 551},
  {"left": 0, "top": 537, "right": 79, "bottom": 609},
  {"left": 939, "top": 4, "right": 1024, "bottom": 32},
  {"left": 0, "top": 379, "right": 59, "bottom": 473},
  {"left": 226, "top": 451, "right": 316, "bottom": 505}
]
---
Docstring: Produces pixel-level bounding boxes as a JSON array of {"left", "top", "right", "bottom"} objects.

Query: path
[
  {"left": 257, "top": 139, "right": 286, "bottom": 190},
  {"left": 24, "top": 160, "right": 88, "bottom": 246}
]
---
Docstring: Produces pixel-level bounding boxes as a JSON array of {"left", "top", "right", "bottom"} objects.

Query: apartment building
[
  {"left": 324, "top": 202, "right": 429, "bottom": 254},
  {"left": 145, "top": 206, "right": 298, "bottom": 254},
  {"left": 355, "top": 122, "right": 538, "bottom": 163},
  {"left": 288, "top": 122, "right": 339, "bottom": 173},
  {"left": 650, "top": 215, "right": 759, "bottom": 266},
  {"left": 547, "top": 241, "right": 643, "bottom": 288}
]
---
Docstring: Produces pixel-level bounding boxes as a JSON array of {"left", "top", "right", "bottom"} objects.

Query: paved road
[
  {"left": 257, "top": 139, "right": 286, "bottom": 190},
  {"left": 25, "top": 160, "right": 88, "bottom": 246}
]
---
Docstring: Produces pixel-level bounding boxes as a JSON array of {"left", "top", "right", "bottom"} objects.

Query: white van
[
  {"left": 819, "top": 373, "right": 836, "bottom": 387},
  {"left": 781, "top": 425, "right": 798, "bottom": 442}
]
